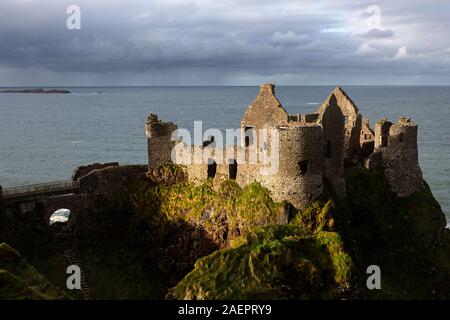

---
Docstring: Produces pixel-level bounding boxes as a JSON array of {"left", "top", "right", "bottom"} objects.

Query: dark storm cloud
[{"left": 0, "top": 0, "right": 450, "bottom": 85}]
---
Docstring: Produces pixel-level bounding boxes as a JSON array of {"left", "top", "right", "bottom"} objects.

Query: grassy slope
[
  {"left": 167, "top": 168, "right": 450, "bottom": 300},
  {"left": 0, "top": 243, "right": 66, "bottom": 300},
  {"left": 79, "top": 241, "right": 168, "bottom": 299},
  {"left": 169, "top": 225, "right": 352, "bottom": 300},
  {"left": 127, "top": 178, "right": 287, "bottom": 240},
  {"left": 341, "top": 169, "right": 450, "bottom": 299},
  {"left": 1, "top": 164, "right": 449, "bottom": 300}
]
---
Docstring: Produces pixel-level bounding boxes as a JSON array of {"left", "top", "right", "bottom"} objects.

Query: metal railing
[{"left": 1, "top": 180, "right": 80, "bottom": 199}]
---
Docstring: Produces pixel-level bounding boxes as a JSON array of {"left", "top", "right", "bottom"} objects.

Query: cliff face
[
  {"left": 341, "top": 169, "right": 450, "bottom": 299},
  {"left": 168, "top": 225, "right": 352, "bottom": 300},
  {"left": 0, "top": 243, "right": 66, "bottom": 300},
  {"left": 152, "top": 166, "right": 449, "bottom": 300},
  {"left": 1, "top": 164, "right": 449, "bottom": 299}
]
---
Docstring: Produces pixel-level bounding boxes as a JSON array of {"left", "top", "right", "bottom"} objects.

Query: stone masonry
[{"left": 145, "top": 84, "right": 424, "bottom": 209}]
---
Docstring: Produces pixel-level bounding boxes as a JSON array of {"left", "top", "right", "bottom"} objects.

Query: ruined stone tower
[
  {"left": 372, "top": 117, "right": 423, "bottom": 197},
  {"left": 145, "top": 114, "right": 177, "bottom": 169}
]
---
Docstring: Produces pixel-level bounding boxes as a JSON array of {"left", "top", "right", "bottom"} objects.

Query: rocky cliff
[{"left": 0, "top": 164, "right": 449, "bottom": 299}]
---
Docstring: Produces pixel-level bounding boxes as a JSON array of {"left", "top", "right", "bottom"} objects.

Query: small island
[{"left": 0, "top": 88, "right": 71, "bottom": 94}]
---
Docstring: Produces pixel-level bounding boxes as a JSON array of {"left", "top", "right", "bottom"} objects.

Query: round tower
[
  {"left": 382, "top": 117, "right": 423, "bottom": 197},
  {"left": 266, "top": 124, "right": 324, "bottom": 209}
]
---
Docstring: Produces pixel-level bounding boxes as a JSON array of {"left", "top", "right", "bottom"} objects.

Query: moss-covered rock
[
  {"left": 2, "top": 163, "right": 449, "bottom": 300},
  {"left": 0, "top": 243, "right": 66, "bottom": 300},
  {"left": 168, "top": 224, "right": 352, "bottom": 300},
  {"left": 126, "top": 177, "right": 288, "bottom": 247},
  {"left": 167, "top": 167, "right": 450, "bottom": 300},
  {"left": 338, "top": 169, "right": 450, "bottom": 299}
]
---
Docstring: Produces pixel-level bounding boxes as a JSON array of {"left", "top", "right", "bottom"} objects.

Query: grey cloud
[
  {"left": 359, "top": 29, "right": 395, "bottom": 39},
  {"left": 0, "top": 0, "right": 449, "bottom": 85}
]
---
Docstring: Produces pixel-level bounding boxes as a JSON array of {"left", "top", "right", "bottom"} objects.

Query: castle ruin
[{"left": 145, "top": 84, "right": 424, "bottom": 209}]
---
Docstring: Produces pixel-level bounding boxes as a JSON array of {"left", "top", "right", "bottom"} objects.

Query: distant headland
[{"left": 0, "top": 88, "right": 71, "bottom": 94}]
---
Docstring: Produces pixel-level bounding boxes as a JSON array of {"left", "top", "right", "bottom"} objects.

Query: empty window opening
[
  {"left": 228, "top": 159, "right": 238, "bottom": 180},
  {"left": 364, "top": 133, "right": 372, "bottom": 140},
  {"left": 245, "top": 127, "right": 254, "bottom": 147},
  {"left": 207, "top": 159, "right": 217, "bottom": 179},
  {"left": 381, "top": 135, "right": 388, "bottom": 147},
  {"left": 299, "top": 160, "right": 309, "bottom": 175},
  {"left": 398, "top": 133, "right": 404, "bottom": 142},
  {"left": 344, "top": 116, "right": 349, "bottom": 125},
  {"left": 325, "top": 141, "right": 332, "bottom": 158}
]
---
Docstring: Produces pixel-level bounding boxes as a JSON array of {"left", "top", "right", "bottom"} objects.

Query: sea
[{"left": 0, "top": 86, "right": 449, "bottom": 224}]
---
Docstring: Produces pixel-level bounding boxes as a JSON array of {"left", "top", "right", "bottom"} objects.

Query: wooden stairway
[{"left": 64, "top": 248, "right": 93, "bottom": 300}]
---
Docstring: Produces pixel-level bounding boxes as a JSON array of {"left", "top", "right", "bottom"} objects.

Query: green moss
[
  {"left": 232, "top": 182, "right": 284, "bottom": 230},
  {"left": 31, "top": 254, "right": 83, "bottom": 300},
  {"left": 125, "top": 178, "right": 287, "bottom": 241},
  {"left": 79, "top": 241, "right": 168, "bottom": 299},
  {"left": 169, "top": 225, "right": 352, "bottom": 300},
  {"left": 290, "top": 198, "right": 336, "bottom": 233},
  {"left": 0, "top": 243, "right": 66, "bottom": 300},
  {"left": 339, "top": 169, "right": 450, "bottom": 299},
  {"left": 3, "top": 163, "right": 448, "bottom": 300},
  {"left": 168, "top": 168, "right": 450, "bottom": 300},
  {"left": 147, "top": 163, "right": 187, "bottom": 186}
]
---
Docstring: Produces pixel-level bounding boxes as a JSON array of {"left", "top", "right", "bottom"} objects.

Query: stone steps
[{"left": 64, "top": 248, "right": 93, "bottom": 300}]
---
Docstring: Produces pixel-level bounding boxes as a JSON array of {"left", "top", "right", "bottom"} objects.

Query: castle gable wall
[
  {"left": 241, "top": 84, "right": 289, "bottom": 131},
  {"left": 318, "top": 87, "right": 361, "bottom": 164},
  {"left": 317, "top": 94, "right": 346, "bottom": 195}
]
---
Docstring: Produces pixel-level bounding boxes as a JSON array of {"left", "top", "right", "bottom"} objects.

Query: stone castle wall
[
  {"left": 170, "top": 122, "right": 325, "bottom": 209},
  {"left": 375, "top": 117, "right": 423, "bottom": 197},
  {"left": 72, "top": 162, "right": 119, "bottom": 181},
  {"left": 145, "top": 84, "right": 425, "bottom": 209},
  {"left": 317, "top": 94, "right": 346, "bottom": 195},
  {"left": 318, "top": 87, "right": 361, "bottom": 165}
]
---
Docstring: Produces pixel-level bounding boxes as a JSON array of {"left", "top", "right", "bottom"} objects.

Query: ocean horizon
[{"left": 1, "top": 85, "right": 449, "bottom": 224}]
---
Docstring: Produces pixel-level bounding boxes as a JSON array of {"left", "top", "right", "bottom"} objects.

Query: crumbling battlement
[
  {"left": 72, "top": 162, "right": 119, "bottom": 181},
  {"left": 145, "top": 114, "right": 178, "bottom": 168},
  {"left": 372, "top": 117, "right": 423, "bottom": 197},
  {"left": 145, "top": 84, "right": 424, "bottom": 208}
]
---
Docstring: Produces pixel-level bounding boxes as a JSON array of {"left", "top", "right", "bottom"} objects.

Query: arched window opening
[
  {"left": 344, "top": 116, "right": 349, "bottom": 125},
  {"left": 207, "top": 159, "right": 217, "bottom": 179},
  {"left": 228, "top": 159, "right": 238, "bottom": 180},
  {"left": 299, "top": 160, "right": 309, "bottom": 175},
  {"left": 381, "top": 136, "right": 388, "bottom": 147},
  {"left": 244, "top": 127, "right": 254, "bottom": 147}
]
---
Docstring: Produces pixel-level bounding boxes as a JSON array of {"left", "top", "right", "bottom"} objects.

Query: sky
[{"left": 1, "top": 0, "right": 450, "bottom": 86}]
